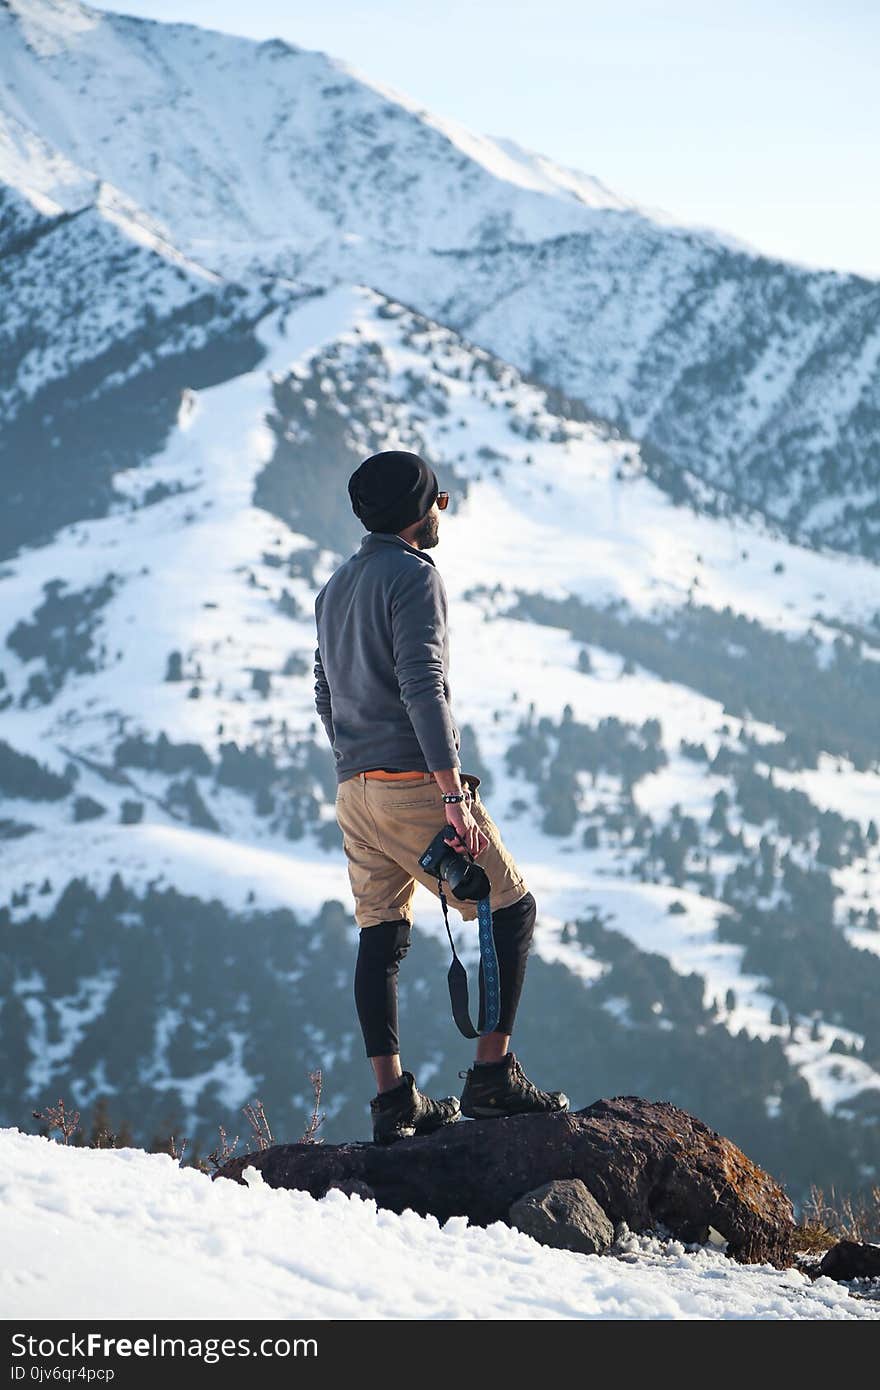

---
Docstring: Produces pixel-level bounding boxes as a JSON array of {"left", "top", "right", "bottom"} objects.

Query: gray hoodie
[{"left": 313, "top": 532, "right": 461, "bottom": 783}]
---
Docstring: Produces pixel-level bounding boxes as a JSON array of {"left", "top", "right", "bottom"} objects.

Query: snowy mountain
[
  {"left": 2, "top": 0, "right": 880, "bottom": 559},
  {"left": 0, "top": 172, "right": 292, "bottom": 557},
  {"left": 5, "top": 1127, "right": 876, "bottom": 1320},
  {"left": 2, "top": 284, "right": 879, "bottom": 1203}
]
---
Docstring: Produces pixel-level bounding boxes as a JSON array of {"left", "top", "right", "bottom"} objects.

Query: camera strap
[{"left": 435, "top": 878, "right": 500, "bottom": 1038}]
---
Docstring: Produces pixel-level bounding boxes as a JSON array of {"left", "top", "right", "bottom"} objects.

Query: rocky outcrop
[
  {"left": 215, "top": 1095, "right": 795, "bottom": 1267},
  {"left": 818, "top": 1241, "right": 880, "bottom": 1282}
]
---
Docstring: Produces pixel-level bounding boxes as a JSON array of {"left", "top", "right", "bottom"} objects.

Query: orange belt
[{"left": 361, "top": 768, "right": 428, "bottom": 780}]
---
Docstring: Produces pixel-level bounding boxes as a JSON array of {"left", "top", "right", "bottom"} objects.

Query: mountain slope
[
  {"left": 0, "top": 173, "right": 295, "bottom": 558},
  {"left": 1, "top": 285, "right": 879, "bottom": 1197},
  {"left": 1, "top": 0, "right": 879, "bottom": 557},
  {"left": 1, "top": 180, "right": 257, "bottom": 418}
]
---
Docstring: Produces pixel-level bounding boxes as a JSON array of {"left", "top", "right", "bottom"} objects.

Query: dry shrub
[{"left": 794, "top": 1184, "right": 880, "bottom": 1252}]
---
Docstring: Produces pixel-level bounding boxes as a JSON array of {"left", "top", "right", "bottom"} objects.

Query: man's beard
[{"left": 411, "top": 510, "right": 440, "bottom": 549}]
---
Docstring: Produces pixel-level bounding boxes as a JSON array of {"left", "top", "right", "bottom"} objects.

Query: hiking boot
[
  {"left": 370, "top": 1071, "right": 461, "bottom": 1145},
  {"left": 459, "top": 1052, "right": 569, "bottom": 1119}
]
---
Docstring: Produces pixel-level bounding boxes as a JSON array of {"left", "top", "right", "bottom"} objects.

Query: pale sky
[{"left": 88, "top": 0, "right": 880, "bottom": 278}]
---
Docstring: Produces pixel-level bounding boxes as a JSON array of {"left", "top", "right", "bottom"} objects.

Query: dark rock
[
  {"left": 328, "top": 1179, "right": 376, "bottom": 1201},
  {"left": 818, "top": 1240, "right": 880, "bottom": 1282},
  {"left": 215, "top": 1095, "right": 794, "bottom": 1266},
  {"left": 509, "top": 1178, "right": 614, "bottom": 1255}
]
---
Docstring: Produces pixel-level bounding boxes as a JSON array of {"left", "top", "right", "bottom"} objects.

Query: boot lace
[{"left": 510, "top": 1055, "right": 542, "bottom": 1101}]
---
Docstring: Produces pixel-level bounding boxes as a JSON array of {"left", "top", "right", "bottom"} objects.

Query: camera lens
[
  {"left": 419, "top": 826, "right": 490, "bottom": 901},
  {"left": 439, "top": 844, "right": 488, "bottom": 901}
]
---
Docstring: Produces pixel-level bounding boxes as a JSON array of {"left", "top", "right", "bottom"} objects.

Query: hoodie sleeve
[
  {"left": 390, "top": 564, "right": 459, "bottom": 771},
  {"left": 313, "top": 643, "right": 335, "bottom": 749}
]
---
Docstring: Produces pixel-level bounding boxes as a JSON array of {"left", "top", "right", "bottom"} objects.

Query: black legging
[{"left": 354, "top": 891, "right": 537, "bottom": 1057}]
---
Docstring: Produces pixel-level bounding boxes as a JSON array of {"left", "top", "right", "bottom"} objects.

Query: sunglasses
[{"left": 436, "top": 492, "right": 449, "bottom": 510}]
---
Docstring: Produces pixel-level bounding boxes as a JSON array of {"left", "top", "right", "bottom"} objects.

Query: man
[{"left": 313, "top": 449, "right": 568, "bottom": 1143}]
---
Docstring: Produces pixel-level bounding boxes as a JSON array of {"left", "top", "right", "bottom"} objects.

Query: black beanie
[{"left": 348, "top": 450, "right": 439, "bottom": 534}]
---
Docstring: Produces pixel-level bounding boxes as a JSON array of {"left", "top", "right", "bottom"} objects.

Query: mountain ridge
[{"left": 2, "top": 0, "right": 878, "bottom": 557}]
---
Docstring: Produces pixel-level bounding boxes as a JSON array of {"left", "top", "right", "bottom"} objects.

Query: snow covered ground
[{"left": 1, "top": 1128, "right": 876, "bottom": 1321}]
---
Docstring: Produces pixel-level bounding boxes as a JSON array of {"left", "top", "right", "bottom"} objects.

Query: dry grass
[
  {"left": 794, "top": 1184, "right": 880, "bottom": 1253},
  {"left": 29, "top": 1068, "right": 328, "bottom": 1179}
]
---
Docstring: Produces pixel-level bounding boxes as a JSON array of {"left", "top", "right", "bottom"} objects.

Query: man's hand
[{"left": 445, "top": 798, "right": 489, "bottom": 859}]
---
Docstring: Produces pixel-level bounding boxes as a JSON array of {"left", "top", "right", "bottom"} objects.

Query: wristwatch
[{"left": 442, "top": 792, "right": 466, "bottom": 804}]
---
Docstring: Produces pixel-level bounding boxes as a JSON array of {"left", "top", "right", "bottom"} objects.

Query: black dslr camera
[{"left": 419, "top": 825, "right": 490, "bottom": 901}]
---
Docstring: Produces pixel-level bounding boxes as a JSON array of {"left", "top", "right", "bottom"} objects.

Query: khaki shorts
[{"left": 335, "top": 770, "right": 528, "bottom": 928}]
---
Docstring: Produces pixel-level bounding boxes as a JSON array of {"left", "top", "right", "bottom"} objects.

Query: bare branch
[
  {"left": 243, "top": 1099, "right": 273, "bottom": 1152},
  {"left": 168, "top": 1135, "right": 189, "bottom": 1163},
  {"left": 300, "top": 1068, "right": 325, "bottom": 1145},
  {"left": 32, "top": 1098, "right": 81, "bottom": 1145},
  {"left": 206, "top": 1124, "right": 240, "bottom": 1172}
]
